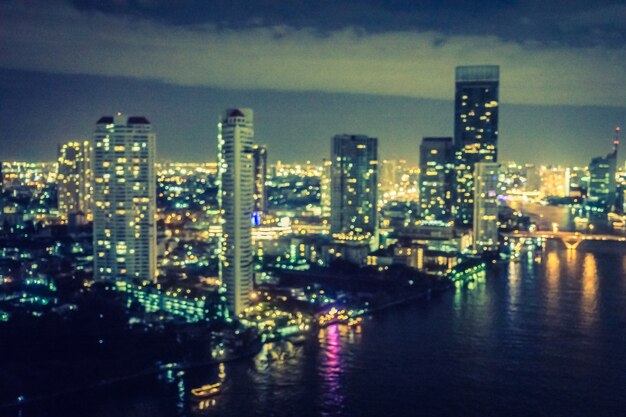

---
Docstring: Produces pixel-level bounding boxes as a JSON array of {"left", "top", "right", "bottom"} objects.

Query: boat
[{"left": 191, "top": 381, "right": 223, "bottom": 398}]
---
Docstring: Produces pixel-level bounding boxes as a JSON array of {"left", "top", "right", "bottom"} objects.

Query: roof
[
  {"left": 228, "top": 109, "right": 245, "bottom": 118},
  {"left": 96, "top": 116, "right": 114, "bottom": 124},
  {"left": 127, "top": 116, "right": 150, "bottom": 124}
]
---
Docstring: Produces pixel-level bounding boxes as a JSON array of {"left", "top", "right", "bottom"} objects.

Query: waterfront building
[
  {"left": 57, "top": 140, "right": 92, "bottom": 224},
  {"left": 473, "top": 162, "right": 500, "bottom": 253},
  {"left": 587, "top": 127, "right": 620, "bottom": 211},
  {"left": 218, "top": 108, "right": 254, "bottom": 315},
  {"left": 454, "top": 65, "right": 499, "bottom": 226},
  {"left": 330, "top": 134, "right": 378, "bottom": 240},
  {"left": 116, "top": 280, "right": 227, "bottom": 323},
  {"left": 539, "top": 165, "right": 570, "bottom": 198},
  {"left": 93, "top": 114, "right": 157, "bottom": 283},
  {"left": 419, "top": 137, "right": 454, "bottom": 220},
  {"left": 252, "top": 144, "right": 267, "bottom": 222}
]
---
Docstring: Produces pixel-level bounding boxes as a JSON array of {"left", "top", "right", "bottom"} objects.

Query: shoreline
[{"left": 0, "top": 281, "right": 455, "bottom": 411}]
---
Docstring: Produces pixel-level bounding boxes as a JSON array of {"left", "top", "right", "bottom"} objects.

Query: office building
[
  {"left": 330, "top": 134, "right": 378, "bottom": 239},
  {"left": 454, "top": 65, "right": 500, "bottom": 226},
  {"left": 419, "top": 137, "right": 454, "bottom": 220},
  {"left": 587, "top": 127, "right": 620, "bottom": 211},
  {"left": 539, "top": 166, "right": 570, "bottom": 198},
  {"left": 93, "top": 114, "right": 157, "bottom": 283},
  {"left": 251, "top": 144, "right": 267, "bottom": 223},
  {"left": 57, "top": 140, "right": 92, "bottom": 224},
  {"left": 320, "top": 158, "right": 332, "bottom": 218},
  {"left": 218, "top": 108, "right": 254, "bottom": 315},
  {"left": 473, "top": 162, "right": 499, "bottom": 253}
]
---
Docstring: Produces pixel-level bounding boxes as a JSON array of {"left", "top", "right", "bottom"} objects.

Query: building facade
[
  {"left": 419, "top": 137, "right": 454, "bottom": 220},
  {"left": 218, "top": 108, "right": 254, "bottom": 315},
  {"left": 473, "top": 162, "right": 500, "bottom": 253},
  {"left": 251, "top": 144, "right": 267, "bottom": 222},
  {"left": 330, "top": 134, "right": 378, "bottom": 239},
  {"left": 57, "top": 140, "right": 92, "bottom": 222},
  {"left": 454, "top": 65, "right": 499, "bottom": 226},
  {"left": 320, "top": 158, "right": 332, "bottom": 218},
  {"left": 587, "top": 128, "right": 620, "bottom": 211},
  {"left": 93, "top": 114, "right": 156, "bottom": 283}
]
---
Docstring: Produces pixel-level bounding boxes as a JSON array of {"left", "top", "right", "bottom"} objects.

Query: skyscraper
[
  {"left": 419, "top": 137, "right": 454, "bottom": 220},
  {"left": 93, "top": 114, "right": 156, "bottom": 283},
  {"left": 587, "top": 127, "right": 620, "bottom": 211},
  {"left": 218, "top": 108, "right": 254, "bottom": 315},
  {"left": 251, "top": 144, "right": 267, "bottom": 222},
  {"left": 330, "top": 134, "right": 378, "bottom": 239},
  {"left": 57, "top": 140, "right": 92, "bottom": 223},
  {"left": 454, "top": 65, "right": 499, "bottom": 226},
  {"left": 473, "top": 162, "right": 499, "bottom": 253},
  {"left": 320, "top": 158, "right": 332, "bottom": 218}
]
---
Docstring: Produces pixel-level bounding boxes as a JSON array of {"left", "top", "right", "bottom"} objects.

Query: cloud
[{"left": 1, "top": 1, "right": 625, "bottom": 107}]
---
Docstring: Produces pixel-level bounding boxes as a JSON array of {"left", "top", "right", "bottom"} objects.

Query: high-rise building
[
  {"left": 251, "top": 144, "right": 267, "bottom": 222},
  {"left": 539, "top": 165, "right": 570, "bottom": 198},
  {"left": 330, "top": 134, "right": 378, "bottom": 239},
  {"left": 473, "top": 162, "right": 499, "bottom": 253},
  {"left": 379, "top": 160, "right": 398, "bottom": 195},
  {"left": 454, "top": 65, "right": 499, "bottom": 226},
  {"left": 588, "top": 128, "right": 620, "bottom": 211},
  {"left": 320, "top": 158, "right": 332, "bottom": 218},
  {"left": 218, "top": 108, "right": 254, "bottom": 315},
  {"left": 57, "top": 140, "right": 92, "bottom": 223},
  {"left": 93, "top": 114, "right": 156, "bottom": 284},
  {"left": 419, "top": 137, "right": 454, "bottom": 220}
]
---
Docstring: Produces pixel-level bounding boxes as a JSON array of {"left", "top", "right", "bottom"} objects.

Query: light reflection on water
[
  {"left": 12, "top": 241, "right": 626, "bottom": 417},
  {"left": 581, "top": 253, "right": 598, "bottom": 330}
]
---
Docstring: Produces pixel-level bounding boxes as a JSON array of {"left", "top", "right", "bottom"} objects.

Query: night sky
[{"left": 0, "top": 0, "right": 624, "bottom": 166}]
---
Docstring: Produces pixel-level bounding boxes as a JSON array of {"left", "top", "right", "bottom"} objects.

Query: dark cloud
[
  {"left": 66, "top": 0, "right": 626, "bottom": 47},
  {"left": 0, "top": 0, "right": 624, "bottom": 166},
  {"left": 1, "top": 1, "right": 625, "bottom": 107}
]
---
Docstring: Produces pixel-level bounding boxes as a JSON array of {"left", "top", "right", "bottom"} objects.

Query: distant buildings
[
  {"left": 330, "top": 134, "right": 378, "bottom": 240},
  {"left": 320, "top": 158, "right": 332, "bottom": 218},
  {"left": 473, "top": 162, "right": 499, "bottom": 253},
  {"left": 539, "top": 166, "right": 570, "bottom": 198},
  {"left": 57, "top": 140, "right": 92, "bottom": 224},
  {"left": 93, "top": 114, "right": 157, "bottom": 284},
  {"left": 419, "top": 137, "right": 454, "bottom": 220},
  {"left": 252, "top": 144, "right": 267, "bottom": 221},
  {"left": 218, "top": 108, "right": 254, "bottom": 315},
  {"left": 587, "top": 128, "right": 619, "bottom": 211},
  {"left": 454, "top": 65, "right": 499, "bottom": 226}
]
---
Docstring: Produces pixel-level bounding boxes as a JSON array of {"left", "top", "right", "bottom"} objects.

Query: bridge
[{"left": 505, "top": 231, "right": 626, "bottom": 250}]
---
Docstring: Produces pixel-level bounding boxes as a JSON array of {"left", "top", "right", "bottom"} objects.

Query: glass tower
[
  {"left": 454, "top": 65, "right": 499, "bottom": 226},
  {"left": 587, "top": 127, "right": 620, "bottom": 211},
  {"left": 93, "top": 114, "right": 156, "bottom": 283},
  {"left": 330, "top": 134, "right": 378, "bottom": 239},
  {"left": 419, "top": 137, "right": 454, "bottom": 220}
]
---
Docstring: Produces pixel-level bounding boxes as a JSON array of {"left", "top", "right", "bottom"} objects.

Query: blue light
[{"left": 251, "top": 212, "right": 261, "bottom": 226}]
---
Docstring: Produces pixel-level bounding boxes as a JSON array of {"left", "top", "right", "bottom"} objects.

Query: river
[{"left": 12, "top": 239, "right": 626, "bottom": 417}]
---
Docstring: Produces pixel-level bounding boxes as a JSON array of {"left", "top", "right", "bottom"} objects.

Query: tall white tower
[
  {"left": 218, "top": 108, "right": 254, "bottom": 315},
  {"left": 93, "top": 114, "right": 157, "bottom": 283}
]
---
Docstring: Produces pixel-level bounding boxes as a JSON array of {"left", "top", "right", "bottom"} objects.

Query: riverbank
[
  {"left": 0, "top": 340, "right": 263, "bottom": 411},
  {"left": 2, "top": 277, "right": 458, "bottom": 411}
]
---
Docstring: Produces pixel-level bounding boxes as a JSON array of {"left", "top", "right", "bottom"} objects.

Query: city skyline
[{"left": 2, "top": 3, "right": 626, "bottom": 417}]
